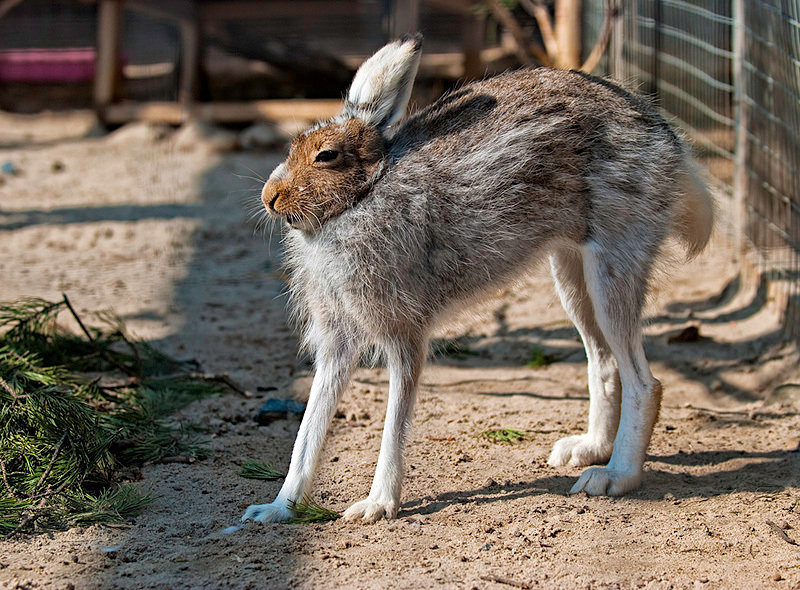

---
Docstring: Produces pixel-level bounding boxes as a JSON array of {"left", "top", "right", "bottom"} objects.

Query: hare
[{"left": 242, "top": 35, "right": 714, "bottom": 524}]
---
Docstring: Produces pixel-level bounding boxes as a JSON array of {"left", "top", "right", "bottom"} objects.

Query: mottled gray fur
[{"left": 241, "top": 36, "right": 714, "bottom": 524}]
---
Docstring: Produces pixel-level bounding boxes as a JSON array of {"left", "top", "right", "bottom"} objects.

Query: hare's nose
[{"left": 262, "top": 184, "right": 280, "bottom": 212}]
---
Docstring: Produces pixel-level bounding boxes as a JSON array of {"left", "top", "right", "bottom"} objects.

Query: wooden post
[
  {"left": 462, "top": 12, "right": 485, "bottom": 81},
  {"left": 0, "top": 0, "right": 24, "bottom": 21},
  {"left": 555, "top": 0, "right": 581, "bottom": 69},
  {"left": 179, "top": 17, "right": 201, "bottom": 116},
  {"left": 390, "top": 0, "right": 420, "bottom": 37},
  {"left": 94, "top": 0, "right": 123, "bottom": 117}
]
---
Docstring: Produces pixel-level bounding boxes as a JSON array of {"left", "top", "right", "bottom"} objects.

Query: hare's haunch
[{"left": 242, "top": 34, "right": 714, "bottom": 524}]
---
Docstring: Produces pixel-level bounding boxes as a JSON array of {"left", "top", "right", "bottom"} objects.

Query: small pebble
[{"left": 773, "top": 573, "right": 782, "bottom": 582}]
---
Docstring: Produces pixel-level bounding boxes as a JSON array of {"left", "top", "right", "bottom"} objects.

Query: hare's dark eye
[{"left": 315, "top": 149, "right": 340, "bottom": 163}]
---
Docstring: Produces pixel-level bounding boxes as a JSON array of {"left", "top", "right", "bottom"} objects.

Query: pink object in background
[{"left": 0, "top": 48, "right": 97, "bottom": 83}]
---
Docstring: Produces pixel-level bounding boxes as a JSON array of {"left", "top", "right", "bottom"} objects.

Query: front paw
[
  {"left": 241, "top": 501, "right": 293, "bottom": 523},
  {"left": 548, "top": 434, "right": 613, "bottom": 467},
  {"left": 569, "top": 466, "right": 642, "bottom": 496},
  {"left": 343, "top": 498, "right": 398, "bottom": 524}
]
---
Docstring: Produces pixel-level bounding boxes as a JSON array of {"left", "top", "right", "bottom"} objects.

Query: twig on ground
[
  {"left": 145, "top": 372, "right": 252, "bottom": 397},
  {"left": 159, "top": 455, "right": 196, "bottom": 465},
  {"left": 0, "top": 460, "right": 14, "bottom": 497},
  {"left": 62, "top": 294, "right": 138, "bottom": 377},
  {"left": 31, "top": 432, "right": 66, "bottom": 496},
  {"left": 0, "top": 375, "right": 22, "bottom": 400},
  {"left": 6, "top": 480, "right": 69, "bottom": 538},
  {"left": 480, "top": 574, "right": 531, "bottom": 589},
  {"left": 766, "top": 520, "right": 798, "bottom": 545}
]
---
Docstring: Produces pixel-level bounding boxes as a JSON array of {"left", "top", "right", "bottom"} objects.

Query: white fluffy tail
[{"left": 674, "top": 158, "right": 715, "bottom": 259}]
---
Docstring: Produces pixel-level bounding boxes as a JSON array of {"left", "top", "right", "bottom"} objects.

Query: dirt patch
[{"left": 1, "top": 113, "right": 799, "bottom": 590}]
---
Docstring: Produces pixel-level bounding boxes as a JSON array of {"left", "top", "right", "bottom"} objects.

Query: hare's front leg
[
  {"left": 241, "top": 328, "right": 357, "bottom": 523},
  {"left": 343, "top": 338, "right": 426, "bottom": 523},
  {"left": 547, "top": 248, "right": 621, "bottom": 468}
]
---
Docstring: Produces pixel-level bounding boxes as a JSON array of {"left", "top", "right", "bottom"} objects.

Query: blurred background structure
[{"left": 0, "top": 0, "right": 798, "bottom": 339}]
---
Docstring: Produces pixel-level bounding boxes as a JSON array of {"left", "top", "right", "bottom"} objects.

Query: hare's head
[{"left": 262, "top": 35, "right": 423, "bottom": 233}]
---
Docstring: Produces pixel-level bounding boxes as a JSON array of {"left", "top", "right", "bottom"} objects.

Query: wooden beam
[
  {"left": 94, "top": 0, "right": 123, "bottom": 113},
  {"left": 126, "top": 0, "right": 196, "bottom": 24},
  {"left": 200, "top": 1, "right": 371, "bottom": 21},
  {"left": 103, "top": 99, "right": 344, "bottom": 125},
  {"left": 428, "top": 0, "right": 473, "bottom": 15}
]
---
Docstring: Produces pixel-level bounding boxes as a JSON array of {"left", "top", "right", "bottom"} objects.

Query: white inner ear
[{"left": 344, "top": 37, "right": 422, "bottom": 130}]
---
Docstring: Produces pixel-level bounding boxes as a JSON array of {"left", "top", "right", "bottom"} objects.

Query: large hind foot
[
  {"left": 548, "top": 434, "right": 613, "bottom": 467},
  {"left": 343, "top": 497, "right": 398, "bottom": 524},
  {"left": 569, "top": 466, "right": 642, "bottom": 496}
]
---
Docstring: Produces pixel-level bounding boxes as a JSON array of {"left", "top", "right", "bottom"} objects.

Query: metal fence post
[{"left": 732, "top": 0, "right": 748, "bottom": 261}]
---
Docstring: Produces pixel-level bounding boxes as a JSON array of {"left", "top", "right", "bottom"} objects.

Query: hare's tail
[{"left": 673, "top": 156, "right": 715, "bottom": 259}]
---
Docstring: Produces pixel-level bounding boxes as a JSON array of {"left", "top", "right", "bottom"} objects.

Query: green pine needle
[
  {"left": 482, "top": 428, "right": 533, "bottom": 444},
  {"left": 238, "top": 460, "right": 283, "bottom": 480},
  {"left": 526, "top": 345, "right": 558, "bottom": 368},
  {"left": 0, "top": 295, "right": 222, "bottom": 537},
  {"left": 68, "top": 485, "right": 153, "bottom": 526},
  {"left": 288, "top": 495, "right": 341, "bottom": 524}
]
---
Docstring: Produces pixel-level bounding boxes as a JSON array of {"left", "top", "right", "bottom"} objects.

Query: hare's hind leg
[
  {"left": 568, "top": 241, "right": 662, "bottom": 496},
  {"left": 547, "top": 247, "right": 621, "bottom": 468},
  {"left": 344, "top": 336, "right": 427, "bottom": 523},
  {"left": 241, "top": 323, "right": 358, "bottom": 522}
]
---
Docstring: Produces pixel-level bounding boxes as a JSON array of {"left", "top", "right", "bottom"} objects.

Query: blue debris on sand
[
  {"left": 1, "top": 161, "right": 18, "bottom": 175},
  {"left": 255, "top": 398, "right": 306, "bottom": 425}
]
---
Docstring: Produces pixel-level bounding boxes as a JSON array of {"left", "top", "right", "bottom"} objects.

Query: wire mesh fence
[{"left": 586, "top": 0, "right": 800, "bottom": 337}]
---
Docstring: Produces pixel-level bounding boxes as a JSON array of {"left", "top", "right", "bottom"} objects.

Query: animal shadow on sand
[{"left": 400, "top": 445, "right": 799, "bottom": 518}]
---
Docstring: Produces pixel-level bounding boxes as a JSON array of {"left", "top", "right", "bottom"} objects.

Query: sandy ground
[{"left": 1, "top": 111, "right": 799, "bottom": 590}]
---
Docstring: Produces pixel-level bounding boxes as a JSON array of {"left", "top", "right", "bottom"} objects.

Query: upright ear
[{"left": 342, "top": 34, "right": 423, "bottom": 130}]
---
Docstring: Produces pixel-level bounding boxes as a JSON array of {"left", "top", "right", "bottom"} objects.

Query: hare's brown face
[{"left": 262, "top": 119, "right": 385, "bottom": 233}]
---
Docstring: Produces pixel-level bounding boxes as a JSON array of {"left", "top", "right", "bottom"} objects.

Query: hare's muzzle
[{"left": 261, "top": 181, "right": 280, "bottom": 216}]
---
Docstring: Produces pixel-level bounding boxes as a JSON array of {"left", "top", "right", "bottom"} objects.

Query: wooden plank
[
  {"left": 104, "top": 99, "right": 344, "bottom": 125},
  {"left": 428, "top": 0, "right": 474, "bottom": 15},
  {"left": 342, "top": 52, "right": 468, "bottom": 78},
  {"left": 94, "top": 0, "right": 123, "bottom": 112},
  {"left": 126, "top": 0, "right": 196, "bottom": 24},
  {"left": 200, "top": 1, "right": 370, "bottom": 21}
]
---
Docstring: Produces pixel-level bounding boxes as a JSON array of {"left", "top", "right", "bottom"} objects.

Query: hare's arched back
[{"left": 244, "top": 34, "right": 714, "bottom": 524}]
